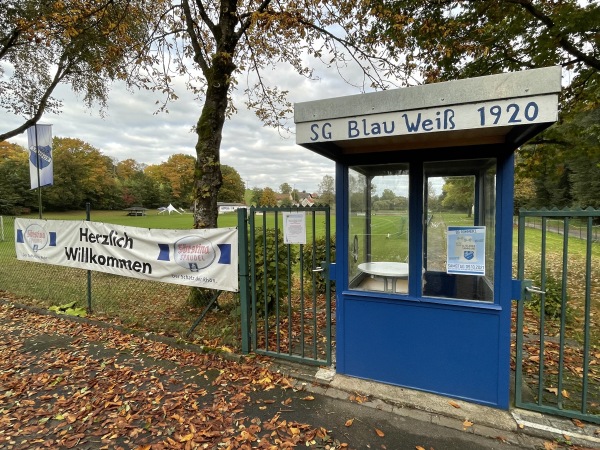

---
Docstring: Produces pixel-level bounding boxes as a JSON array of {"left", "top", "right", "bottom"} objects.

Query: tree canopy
[
  {"left": 318, "top": 175, "right": 335, "bottom": 206},
  {"left": 0, "top": 0, "right": 158, "bottom": 141},
  {"left": 0, "top": 138, "right": 249, "bottom": 215},
  {"left": 369, "top": 0, "right": 599, "bottom": 112},
  {"left": 368, "top": 0, "right": 599, "bottom": 210},
  {"left": 218, "top": 165, "right": 245, "bottom": 204},
  {"left": 143, "top": 0, "right": 408, "bottom": 231}
]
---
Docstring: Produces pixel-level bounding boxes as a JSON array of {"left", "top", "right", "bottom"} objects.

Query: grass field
[
  {"left": 2, "top": 210, "right": 599, "bottom": 347},
  {"left": 3, "top": 208, "right": 600, "bottom": 419}
]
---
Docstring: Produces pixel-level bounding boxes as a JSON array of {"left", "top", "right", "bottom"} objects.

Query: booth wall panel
[{"left": 339, "top": 295, "right": 503, "bottom": 407}]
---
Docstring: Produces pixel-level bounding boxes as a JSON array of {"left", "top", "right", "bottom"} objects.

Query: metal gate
[
  {"left": 238, "top": 206, "right": 333, "bottom": 366},
  {"left": 515, "top": 208, "right": 600, "bottom": 423}
]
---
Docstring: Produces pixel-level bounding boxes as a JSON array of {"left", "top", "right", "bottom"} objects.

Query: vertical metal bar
[
  {"left": 274, "top": 211, "right": 281, "bottom": 353},
  {"left": 86, "top": 203, "right": 92, "bottom": 313},
  {"left": 249, "top": 207, "right": 257, "bottom": 352},
  {"left": 311, "top": 210, "right": 317, "bottom": 360},
  {"left": 300, "top": 215, "right": 305, "bottom": 358},
  {"left": 238, "top": 208, "right": 251, "bottom": 354},
  {"left": 325, "top": 206, "right": 332, "bottom": 365},
  {"left": 515, "top": 211, "right": 526, "bottom": 406},
  {"left": 581, "top": 216, "right": 593, "bottom": 413},
  {"left": 538, "top": 217, "right": 547, "bottom": 406},
  {"left": 262, "top": 212, "right": 268, "bottom": 350},
  {"left": 288, "top": 225, "right": 294, "bottom": 357},
  {"left": 557, "top": 217, "right": 570, "bottom": 410}
]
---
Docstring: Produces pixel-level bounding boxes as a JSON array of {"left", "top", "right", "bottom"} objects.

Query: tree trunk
[{"left": 189, "top": 56, "right": 235, "bottom": 307}]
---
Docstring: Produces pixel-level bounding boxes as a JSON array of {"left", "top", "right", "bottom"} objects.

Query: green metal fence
[
  {"left": 0, "top": 215, "right": 193, "bottom": 336},
  {"left": 515, "top": 207, "right": 600, "bottom": 423},
  {"left": 238, "top": 206, "right": 333, "bottom": 366}
]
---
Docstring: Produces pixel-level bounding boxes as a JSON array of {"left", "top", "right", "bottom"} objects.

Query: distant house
[
  {"left": 218, "top": 202, "right": 247, "bottom": 213},
  {"left": 296, "top": 192, "right": 318, "bottom": 207}
]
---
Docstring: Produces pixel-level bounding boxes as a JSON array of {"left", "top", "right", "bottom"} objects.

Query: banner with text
[{"left": 14, "top": 219, "right": 238, "bottom": 292}]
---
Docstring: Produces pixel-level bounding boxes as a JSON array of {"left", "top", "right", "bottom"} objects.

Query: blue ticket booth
[{"left": 294, "top": 67, "right": 561, "bottom": 408}]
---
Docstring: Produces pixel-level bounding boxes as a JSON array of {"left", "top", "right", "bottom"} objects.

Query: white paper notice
[{"left": 283, "top": 212, "right": 307, "bottom": 245}]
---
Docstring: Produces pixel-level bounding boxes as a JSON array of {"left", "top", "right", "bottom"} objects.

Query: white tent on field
[{"left": 158, "top": 204, "right": 182, "bottom": 215}]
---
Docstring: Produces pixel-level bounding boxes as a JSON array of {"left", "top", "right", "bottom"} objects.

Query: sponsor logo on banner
[{"left": 14, "top": 219, "right": 238, "bottom": 292}]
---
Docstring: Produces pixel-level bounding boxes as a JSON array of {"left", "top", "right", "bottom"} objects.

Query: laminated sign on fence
[{"left": 14, "top": 219, "right": 238, "bottom": 292}]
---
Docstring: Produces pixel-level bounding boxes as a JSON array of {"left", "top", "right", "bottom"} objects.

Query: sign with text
[
  {"left": 283, "top": 212, "right": 307, "bottom": 245},
  {"left": 446, "top": 226, "right": 486, "bottom": 276},
  {"left": 297, "top": 95, "right": 558, "bottom": 144},
  {"left": 14, "top": 219, "right": 238, "bottom": 291}
]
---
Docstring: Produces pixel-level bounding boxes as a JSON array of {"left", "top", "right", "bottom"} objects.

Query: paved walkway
[{"left": 0, "top": 301, "right": 597, "bottom": 449}]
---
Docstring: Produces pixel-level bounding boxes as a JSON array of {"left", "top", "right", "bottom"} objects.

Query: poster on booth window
[{"left": 446, "top": 226, "right": 486, "bottom": 276}]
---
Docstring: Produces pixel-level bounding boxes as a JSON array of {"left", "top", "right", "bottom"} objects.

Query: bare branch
[{"left": 0, "top": 55, "right": 71, "bottom": 142}]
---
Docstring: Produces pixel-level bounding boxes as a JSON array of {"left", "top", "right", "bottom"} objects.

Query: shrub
[
  {"left": 528, "top": 271, "right": 570, "bottom": 320},
  {"left": 302, "top": 234, "right": 336, "bottom": 292},
  {"left": 251, "top": 227, "right": 298, "bottom": 315}
]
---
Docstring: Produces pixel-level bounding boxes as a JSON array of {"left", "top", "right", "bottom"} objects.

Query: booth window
[
  {"left": 348, "top": 164, "right": 410, "bottom": 294},
  {"left": 348, "top": 159, "right": 496, "bottom": 302},
  {"left": 423, "top": 159, "right": 496, "bottom": 302}
]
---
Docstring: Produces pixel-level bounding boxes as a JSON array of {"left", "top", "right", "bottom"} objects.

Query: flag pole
[{"left": 34, "top": 124, "right": 43, "bottom": 219}]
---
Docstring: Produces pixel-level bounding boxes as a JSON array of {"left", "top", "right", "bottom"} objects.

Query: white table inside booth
[{"left": 357, "top": 262, "right": 409, "bottom": 293}]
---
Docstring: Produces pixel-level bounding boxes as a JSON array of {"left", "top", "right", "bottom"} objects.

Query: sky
[{"left": 1, "top": 60, "right": 373, "bottom": 194}]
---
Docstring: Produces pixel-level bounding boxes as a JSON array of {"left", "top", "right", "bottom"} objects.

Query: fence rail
[{"left": 0, "top": 215, "right": 195, "bottom": 336}]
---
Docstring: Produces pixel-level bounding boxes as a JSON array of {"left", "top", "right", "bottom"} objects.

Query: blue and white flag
[{"left": 27, "top": 124, "right": 53, "bottom": 189}]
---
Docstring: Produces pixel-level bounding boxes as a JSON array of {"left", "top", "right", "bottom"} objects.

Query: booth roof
[{"left": 294, "top": 66, "right": 562, "bottom": 161}]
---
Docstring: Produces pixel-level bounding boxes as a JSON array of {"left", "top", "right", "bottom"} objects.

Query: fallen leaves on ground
[{"left": 0, "top": 303, "right": 343, "bottom": 449}]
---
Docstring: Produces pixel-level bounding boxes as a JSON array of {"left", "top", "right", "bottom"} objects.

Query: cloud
[{"left": 1, "top": 48, "right": 392, "bottom": 194}]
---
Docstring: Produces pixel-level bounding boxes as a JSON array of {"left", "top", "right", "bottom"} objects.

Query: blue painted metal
[{"left": 333, "top": 153, "right": 513, "bottom": 408}]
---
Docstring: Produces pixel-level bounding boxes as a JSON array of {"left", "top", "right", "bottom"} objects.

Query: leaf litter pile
[{"left": 0, "top": 303, "right": 344, "bottom": 449}]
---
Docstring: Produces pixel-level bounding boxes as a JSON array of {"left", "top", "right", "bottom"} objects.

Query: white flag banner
[
  {"left": 15, "top": 219, "right": 239, "bottom": 292},
  {"left": 27, "top": 124, "right": 53, "bottom": 189}
]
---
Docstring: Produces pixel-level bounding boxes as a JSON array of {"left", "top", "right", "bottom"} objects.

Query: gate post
[{"left": 238, "top": 207, "right": 251, "bottom": 353}]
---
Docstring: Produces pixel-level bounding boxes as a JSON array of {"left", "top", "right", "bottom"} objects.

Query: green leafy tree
[
  {"left": 369, "top": 0, "right": 600, "bottom": 209},
  {"left": 380, "top": 189, "right": 396, "bottom": 202},
  {"left": 516, "top": 108, "right": 600, "bottom": 208},
  {"left": 441, "top": 177, "right": 475, "bottom": 216},
  {"left": 0, "top": 141, "right": 35, "bottom": 214},
  {"left": 44, "top": 137, "right": 119, "bottom": 210},
  {"left": 218, "top": 165, "right": 245, "bottom": 203},
  {"left": 250, "top": 187, "right": 264, "bottom": 206},
  {"left": 368, "top": 0, "right": 599, "bottom": 112},
  {"left": 1, "top": 0, "right": 159, "bottom": 141},
  {"left": 280, "top": 182, "right": 292, "bottom": 195},
  {"left": 259, "top": 187, "right": 278, "bottom": 206},
  {"left": 318, "top": 174, "right": 335, "bottom": 206}
]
